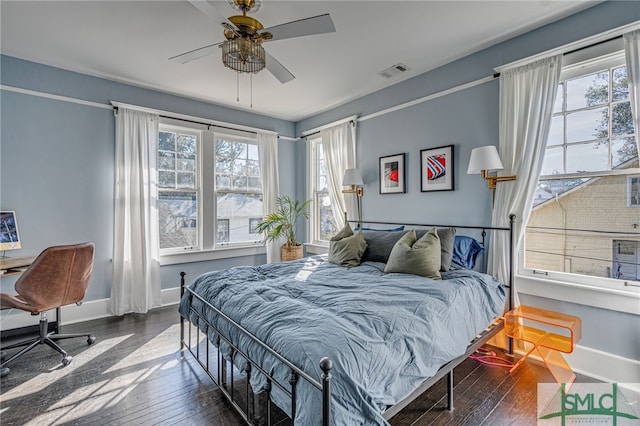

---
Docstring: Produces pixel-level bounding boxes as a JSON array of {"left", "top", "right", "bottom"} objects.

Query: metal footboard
[{"left": 179, "top": 272, "right": 333, "bottom": 426}]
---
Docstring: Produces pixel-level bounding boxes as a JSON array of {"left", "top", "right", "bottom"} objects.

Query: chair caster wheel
[
  {"left": 62, "top": 356, "right": 72, "bottom": 366},
  {"left": 1, "top": 367, "right": 10, "bottom": 378},
  {"left": 87, "top": 336, "right": 96, "bottom": 345}
]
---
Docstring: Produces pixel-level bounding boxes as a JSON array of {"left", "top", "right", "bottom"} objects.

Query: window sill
[
  {"left": 305, "top": 243, "right": 328, "bottom": 255},
  {"left": 516, "top": 275, "right": 640, "bottom": 315},
  {"left": 160, "top": 245, "right": 266, "bottom": 266}
]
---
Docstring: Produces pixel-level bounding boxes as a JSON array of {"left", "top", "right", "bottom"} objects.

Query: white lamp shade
[
  {"left": 342, "top": 168, "right": 364, "bottom": 186},
  {"left": 467, "top": 145, "right": 504, "bottom": 174}
]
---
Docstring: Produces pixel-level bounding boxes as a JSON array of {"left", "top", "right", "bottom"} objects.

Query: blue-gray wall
[
  {"left": 1, "top": 1, "right": 638, "bottom": 362},
  {"left": 296, "top": 1, "right": 640, "bottom": 361},
  {"left": 0, "top": 56, "right": 296, "bottom": 301}
]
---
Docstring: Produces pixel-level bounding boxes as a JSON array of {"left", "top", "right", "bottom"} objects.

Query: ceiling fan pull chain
[
  {"left": 236, "top": 72, "right": 240, "bottom": 102},
  {"left": 250, "top": 74, "right": 253, "bottom": 108}
]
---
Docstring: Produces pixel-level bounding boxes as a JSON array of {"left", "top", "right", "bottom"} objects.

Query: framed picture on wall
[
  {"left": 379, "top": 153, "right": 406, "bottom": 194},
  {"left": 420, "top": 145, "right": 454, "bottom": 192}
]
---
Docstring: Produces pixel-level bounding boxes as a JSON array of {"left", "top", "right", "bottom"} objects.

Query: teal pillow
[
  {"left": 328, "top": 223, "right": 368, "bottom": 267},
  {"left": 384, "top": 228, "right": 442, "bottom": 279}
]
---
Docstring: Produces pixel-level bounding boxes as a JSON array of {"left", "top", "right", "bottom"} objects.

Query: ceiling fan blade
[
  {"left": 263, "top": 14, "right": 335, "bottom": 42},
  {"left": 265, "top": 52, "right": 295, "bottom": 84},
  {"left": 186, "top": 0, "right": 230, "bottom": 26},
  {"left": 169, "top": 42, "right": 221, "bottom": 64}
]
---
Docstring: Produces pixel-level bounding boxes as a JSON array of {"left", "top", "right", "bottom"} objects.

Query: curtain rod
[
  {"left": 111, "top": 101, "right": 280, "bottom": 137},
  {"left": 113, "top": 106, "right": 260, "bottom": 136},
  {"left": 564, "top": 34, "right": 623, "bottom": 56},
  {"left": 301, "top": 119, "right": 357, "bottom": 139}
]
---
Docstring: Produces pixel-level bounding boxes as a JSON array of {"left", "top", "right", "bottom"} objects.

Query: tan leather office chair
[{"left": 0, "top": 243, "right": 96, "bottom": 376}]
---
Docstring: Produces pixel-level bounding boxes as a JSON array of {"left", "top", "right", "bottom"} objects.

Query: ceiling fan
[{"left": 170, "top": 0, "right": 336, "bottom": 84}]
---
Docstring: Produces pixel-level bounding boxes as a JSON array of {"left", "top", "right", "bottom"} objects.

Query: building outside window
[{"left": 524, "top": 51, "right": 640, "bottom": 284}]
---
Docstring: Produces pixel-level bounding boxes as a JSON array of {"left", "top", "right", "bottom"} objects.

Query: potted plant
[{"left": 256, "top": 195, "right": 311, "bottom": 261}]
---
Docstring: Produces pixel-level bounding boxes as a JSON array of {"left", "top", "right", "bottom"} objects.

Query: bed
[{"left": 179, "top": 217, "right": 514, "bottom": 425}]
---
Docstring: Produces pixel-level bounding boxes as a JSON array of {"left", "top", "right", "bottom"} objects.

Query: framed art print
[
  {"left": 379, "top": 153, "right": 406, "bottom": 194},
  {"left": 420, "top": 145, "right": 454, "bottom": 192}
]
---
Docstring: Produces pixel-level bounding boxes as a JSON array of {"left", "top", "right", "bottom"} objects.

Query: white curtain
[
  {"left": 111, "top": 107, "right": 161, "bottom": 315},
  {"left": 488, "top": 55, "right": 562, "bottom": 309},
  {"left": 624, "top": 30, "right": 640, "bottom": 158},
  {"left": 320, "top": 121, "right": 357, "bottom": 228},
  {"left": 257, "top": 132, "right": 280, "bottom": 263}
]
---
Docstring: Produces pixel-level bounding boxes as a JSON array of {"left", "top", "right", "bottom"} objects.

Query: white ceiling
[{"left": 1, "top": 1, "right": 600, "bottom": 122}]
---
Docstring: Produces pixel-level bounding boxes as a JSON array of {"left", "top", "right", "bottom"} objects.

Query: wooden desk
[
  {"left": 0, "top": 256, "right": 36, "bottom": 276},
  {"left": 504, "top": 305, "right": 582, "bottom": 384}
]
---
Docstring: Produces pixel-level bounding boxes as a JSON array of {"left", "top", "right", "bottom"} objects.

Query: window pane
[
  {"left": 158, "top": 151, "right": 175, "bottom": 170},
  {"left": 566, "top": 107, "right": 608, "bottom": 143},
  {"left": 567, "top": 71, "right": 608, "bottom": 111},
  {"left": 177, "top": 153, "right": 195, "bottom": 172},
  {"left": 233, "top": 159, "right": 247, "bottom": 175},
  {"left": 547, "top": 115, "right": 564, "bottom": 146},
  {"left": 232, "top": 175, "right": 247, "bottom": 190},
  {"left": 216, "top": 193, "right": 263, "bottom": 244},
  {"left": 317, "top": 192, "right": 337, "bottom": 241},
  {"left": 612, "top": 101, "right": 634, "bottom": 137},
  {"left": 177, "top": 134, "right": 196, "bottom": 154},
  {"left": 159, "top": 191, "right": 198, "bottom": 249},
  {"left": 612, "top": 137, "right": 639, "bottom": 168},
  {"left": 158, "top": 171, "right": 175, "bottom": 188},
  {"left": 216, "top": 175, "right": 231, "bottom": 190},
  {"left": 248, "top": 160, "right": 260, "bottom": 177},
  {"left": 566, "top": 142, "right": 608, "bottom": 173},
  {"left": 612, "top": 66, "right": 629, "bottom": 101},
  {"left": 541, "top": 146, "right": 564, "bottom": 175},
  {"left": 177, "top": 172, "right": 195, "bottom": 189},
  {"left": 526, "top": 175, "right": 639, "bottom": 281},
  {"left": 247, "top": 144, "right": 259, "bottom": 161},
  {"left": 159, "top": 131, "right": 176, "bottom": 151}
]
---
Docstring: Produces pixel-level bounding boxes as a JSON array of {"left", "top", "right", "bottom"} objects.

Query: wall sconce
[
  {"left": 467, "top": 145, "right": 517, "bottom": 189},
  {"left": 342, "top": 168, "right": 363, "bottom": 226}
]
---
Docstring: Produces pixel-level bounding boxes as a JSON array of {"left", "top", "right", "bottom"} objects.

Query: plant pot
[{"left": 281, "top": 243, "right": 303, "bottom": 261}]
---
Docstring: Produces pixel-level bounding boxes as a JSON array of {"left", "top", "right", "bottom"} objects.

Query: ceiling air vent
[{"left": 378, "top": 63, "right": 410, "bottom": 79}]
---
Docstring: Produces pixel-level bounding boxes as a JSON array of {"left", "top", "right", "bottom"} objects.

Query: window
[
  {"left": 158, "top": 128, "right": 199, "bottom": 251},
  {"left": 628, "top": 176, "right": 640, "bottom": 206},
  {"left": 215, "top": 138, "right": 263, "bottom": 246},
  {"left": 158, "top": 123, "right": 264, "bottom": 255},
  {"left": 524, "top": 51, "right": 640, "bottom": 286},
  {"left": 308, "top": 137, "right": 338, "bottom": 244},
  {"left": 249, "top": 218, "right": 261, "bottom": 234}
]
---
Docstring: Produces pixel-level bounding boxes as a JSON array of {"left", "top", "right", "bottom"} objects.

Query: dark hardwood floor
[{"left": 0, "top": 305, "right": 592, "bottom": 425}]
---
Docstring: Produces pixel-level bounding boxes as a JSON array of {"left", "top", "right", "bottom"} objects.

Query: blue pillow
[{"left": 452, "top": 236, "right": 484, "bottom": 269}]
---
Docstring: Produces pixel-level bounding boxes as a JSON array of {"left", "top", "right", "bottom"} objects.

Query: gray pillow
[
  {"left": 416, "top": 227, "right": 456, "bottom": 272},
  {"left": 360, "top": 230, "right": 405, "bottom": 263},
  {"left": 384, "top": 228, "right": 442, "bottom": 279},
  {"left": 328, "top": 223, "right": 367, "bottom": 267}
]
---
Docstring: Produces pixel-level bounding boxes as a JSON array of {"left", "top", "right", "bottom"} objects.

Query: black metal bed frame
[{"left": 179, "top": 215, "right": 515, "bottom": 425}]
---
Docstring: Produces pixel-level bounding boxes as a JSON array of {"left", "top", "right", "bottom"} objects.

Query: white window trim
[
  {"left": 517, "top": 42, "right": 640, "bottom": 313},
  {"left": 158, "top": 118, "right": 268, "bottom": 264},
  {"left": 306, "top": 135, "right": 331, "bottom": 248}
]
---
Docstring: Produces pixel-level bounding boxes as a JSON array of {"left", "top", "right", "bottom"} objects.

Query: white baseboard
[
  {"left": 515, "top": 344, "right": 640, "bottom": 393},
  {"left": 0, "top": 287, "right": 183, "bottom": 330}
]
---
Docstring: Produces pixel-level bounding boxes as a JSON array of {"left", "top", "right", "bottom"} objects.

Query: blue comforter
[{"left": 179, "top": 255, "right": 505, "bottom": 425}]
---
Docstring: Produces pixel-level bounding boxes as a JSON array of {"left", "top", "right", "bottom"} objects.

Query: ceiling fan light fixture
[{"left": 222, "top": 38, "right": 265, "bottom": 74}]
